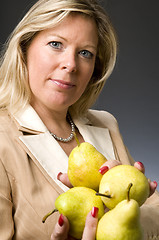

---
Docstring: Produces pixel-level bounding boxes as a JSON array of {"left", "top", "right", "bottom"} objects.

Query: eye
[
  {"left": 49, "top": 41, "right": 62, "bottom": 49},
  {"left": 79, "top": 50, "right": 94, "bottom": 59}
]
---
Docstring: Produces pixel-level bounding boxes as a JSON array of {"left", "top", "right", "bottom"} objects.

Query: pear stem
[
  {"left": 96, "top": 192, "right": 112, "bottom": 198},
  {"left": 42, "top": 209, "right": 58, "bottom": 223},
  {"left": 73, "top": 132, "right": 80, "bottom": 147},
  {"left": 127, "top": 183, "right": 133, "bottom": 202}
]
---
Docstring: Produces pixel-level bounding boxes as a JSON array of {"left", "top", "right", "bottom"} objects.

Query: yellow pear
[
  {"left": 98, "top": 165, "right": 149, "bottom": 209},
  {"left": 42, "top": 186, "right": 105, "bottom": 239},
  {"left": 96, "top": 184, "right": 143, "bottom": 240},
  {"left": 68, "top": 133, "right": 107, "bottom": 191}
]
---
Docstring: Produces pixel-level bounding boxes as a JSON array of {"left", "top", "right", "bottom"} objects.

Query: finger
[
  {"left": 57, "top": 172, "right": 73, "bottom": 188},
  {"left": 51, "top": 214, "right": 69, "bottom": 240},
  {"left": 134, "top": 161, "right": 145, "bottom": 174},
  {"left": 134, "top": 162, "right": 158, "bottom": 197},
  {"left": 82, "top": 207, "right": 98, "bottom": 240},
  {"left": 99, "top": 159, "right": 121, "bottom": 175},
  {"left": 148, "top": 180, "right": 158, "bottom": 197}
]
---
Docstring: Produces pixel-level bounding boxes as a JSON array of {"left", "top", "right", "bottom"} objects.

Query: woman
[{"left": 0, "top": 0, "right": 158, "bottom": 239}]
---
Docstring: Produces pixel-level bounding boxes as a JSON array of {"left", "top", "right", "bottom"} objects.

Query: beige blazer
[{"left": 0, "top": 105, "right": 159, "bottom": 239}]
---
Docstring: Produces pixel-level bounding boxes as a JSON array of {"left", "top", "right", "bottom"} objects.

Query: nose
[{"left": 61, "top": 51, "right": 77, "bottom": 73}]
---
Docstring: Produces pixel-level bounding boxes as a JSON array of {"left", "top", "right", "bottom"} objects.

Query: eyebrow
[{"left": 47, "top": 33, "right": 97, "bottom": 51}]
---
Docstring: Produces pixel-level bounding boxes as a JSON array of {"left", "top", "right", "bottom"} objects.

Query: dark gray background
[{"left": 0, "top": 0, "right": 158, "bottom": 190}]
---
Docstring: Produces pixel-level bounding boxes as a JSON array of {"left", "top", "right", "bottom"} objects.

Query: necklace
[{"left": 50, "top": 113, "right": 75, "bottom": 143}]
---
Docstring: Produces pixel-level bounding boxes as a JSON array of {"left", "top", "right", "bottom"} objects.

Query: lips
[{"left": 50, "top": 79, "right": 75, "bottom": 89}]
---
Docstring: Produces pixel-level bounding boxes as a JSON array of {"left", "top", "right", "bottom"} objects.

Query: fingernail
[
  {"left": 58, "top": 214, "right": 64, "bottom": 226},
  {"left": 57, "top": 172, "right": 62, "bottom": 180},
  {"left": 136, "top": 161, "right": 144, "bottom": 168},
  {"left": 91, "top": 207, "right": 99, "bottom": 218},
  {"left": 153, "top": 181, "right": 158, "bottom": 188},
  {"left": 99, "top": 166, "right": 109, "bottom": 175}
]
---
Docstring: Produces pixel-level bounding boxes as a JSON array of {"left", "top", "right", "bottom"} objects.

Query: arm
[{"left": 0, "top": 159, "right": 14, "bottom": 239}]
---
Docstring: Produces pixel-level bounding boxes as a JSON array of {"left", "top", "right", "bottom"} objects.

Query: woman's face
[{"left": 27, "top": 14, "right": 98, "bottom": 113}]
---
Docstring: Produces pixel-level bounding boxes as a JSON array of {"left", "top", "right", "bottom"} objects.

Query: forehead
[{"left": 34, "top": 13, "right": 98, "bottom": 46}]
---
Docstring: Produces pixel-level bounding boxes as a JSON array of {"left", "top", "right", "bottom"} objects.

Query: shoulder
[
  {"left": 0, "top": 110, "right": 15, "bottom": 132},
  {"left": 0, "top": 110, "right": 20, "bottom": 147},
  {"left": 0, "top": 110, "right": 11, "bottom": 130},
  {"left": 0, "top": 110, "right": 25, "bottom": 171}
]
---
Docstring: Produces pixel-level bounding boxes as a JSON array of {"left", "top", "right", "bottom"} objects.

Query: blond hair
[{"left": 0, "top": 0, "right": 117, "bottom": 116}]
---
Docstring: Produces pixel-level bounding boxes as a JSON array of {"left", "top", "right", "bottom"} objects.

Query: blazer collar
[
  {"left": 13, "top": 105, "right": 47, "bottom": 133},
  {"left": 12, "top": 105, "right": 115, "bottom": 192}
]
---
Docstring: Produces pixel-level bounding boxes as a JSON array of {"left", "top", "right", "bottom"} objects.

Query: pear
[
  {"left": 68, "top": 133, "right": 107, "bottom": 191},
  {"left": 96, "top": 183, "right": 143, "bottom": 240},
  {"left": 98, "top": 165, "right": 149, "bottom": 209},
  {"left": 42, "top": 186, "right": 105, "bottom": 239}
]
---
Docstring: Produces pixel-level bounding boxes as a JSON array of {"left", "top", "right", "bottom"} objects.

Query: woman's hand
[
  {"left": 50, "top": 214, "right": 69, "bottom": 240},
  {"left": 134, "top": 161, "right": 157, "bottom": 197},
  {"left": 50, "top": 207, "right": 99, "bottom": 240},
  {"left": 57, "top": 172, "right": 73, "bottom": 188}
]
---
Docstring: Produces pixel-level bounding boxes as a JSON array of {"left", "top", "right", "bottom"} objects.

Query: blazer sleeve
[
  {"left": 124, "top": 141, "right": 159, "bottom": 238},
  {"left": 110, "top": 117, "right": 159, "bottom": 239},
  {"left": 140, "top": 191, "right": 159, "bottom": 239},
  {"left": 0, "top": 159, "right": 14, "bottom": 239},
  {"left": 107, "top": 112, "right": 159, "bottom": 239},
  {"left": 87, "top": 110, "right": 159, "bottom": 239}
]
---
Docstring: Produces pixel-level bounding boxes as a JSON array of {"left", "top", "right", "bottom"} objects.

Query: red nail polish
[
  {"left": 91, "top": 207, "right": 99, "bottom": 218},
  {"left": 58, "top": 214, "right": 64, "bottom": 226},
  {"left": 99, "top": 166, "right": 109, "bottom": 175},
  {"left": 136, "top": 161, "right": 144, "bottom": 168},
  {"left": 153, "top": 181, "right": 158, "bottom": 188},
  {"left": 57, "top": 172, "right": 62, "bottom": 180}
]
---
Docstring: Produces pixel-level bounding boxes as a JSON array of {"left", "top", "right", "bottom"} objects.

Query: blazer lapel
[
  {"left": 74, "top": 118, "right": 115, "bottom": 161},
  {"left": 13, "top": 105, "right": 115, "bottom": 193},
  {"left": 13, "top": 105, "right": 69, "bottom": 192},
  {"left": 19, "top": 132, "right": 70, "bottom": 192}
]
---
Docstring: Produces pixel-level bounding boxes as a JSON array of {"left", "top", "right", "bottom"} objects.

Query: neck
[
  {"left": 31, "top": 101, "right": 68, "bottom": 124},
  {"left": 50, "top": 113, "right": 75, "bottom": 142}
]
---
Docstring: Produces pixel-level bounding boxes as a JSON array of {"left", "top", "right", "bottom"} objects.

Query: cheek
[
  {"left": 27, "top": 53, "right": 51, "bottom": 89},
  {"left": 78, "top": 71, "right": 93, "bottom": 96},
  {"left": 79, "top": 62, "right": 96, "bottom": 95},
  {"left": 82, "top": 62, "right": 95, "bottom": 85},
  {"left": 28, "top": 53, "right": 46, "bottom": 75},
  {"left": 27, "top": 42, "right": 50, "bottom": 74}
]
